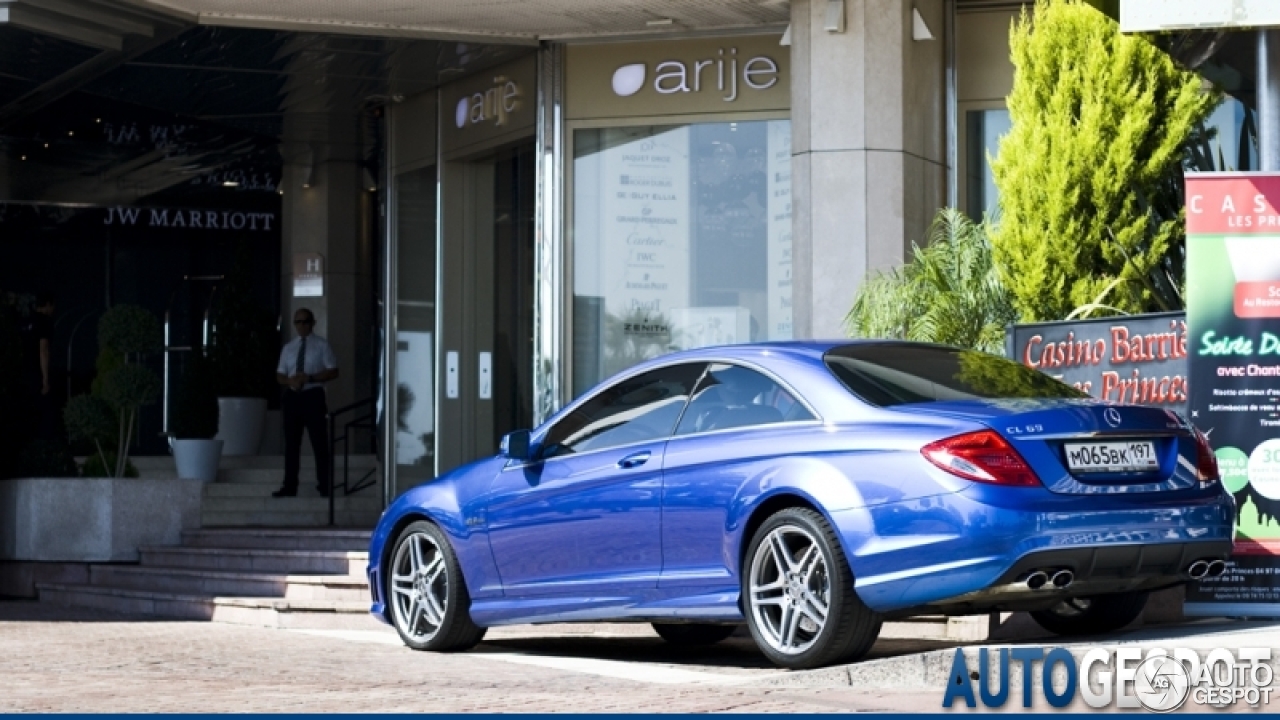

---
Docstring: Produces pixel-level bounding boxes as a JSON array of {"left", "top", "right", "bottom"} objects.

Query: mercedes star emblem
[{"left": 1104, "top": 407, "right": 1122, "bottom": 428}]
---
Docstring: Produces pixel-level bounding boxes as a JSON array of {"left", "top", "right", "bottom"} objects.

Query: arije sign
[{"left": 610, "top": 48, "right": 780, "bottom": 101}]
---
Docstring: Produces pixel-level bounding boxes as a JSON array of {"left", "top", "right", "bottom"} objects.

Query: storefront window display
[{"left": 570, "top": 119, "right": 792, "bottom": 395}]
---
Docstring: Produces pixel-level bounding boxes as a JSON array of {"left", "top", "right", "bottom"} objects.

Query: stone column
[{"left": 790, "top": 0, "right": 948, "bottom": 339}]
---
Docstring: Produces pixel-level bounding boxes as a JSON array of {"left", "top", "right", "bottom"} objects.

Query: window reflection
[{"left": 571, "top": 120, "right": 792, "bottom": 396}]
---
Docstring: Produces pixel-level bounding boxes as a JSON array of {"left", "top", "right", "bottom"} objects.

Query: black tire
[
  {"left": 386, "top": 520, "right": 487, "bottom": 651},
  {"left": 1029, "top": 592, "right": 1148, "bottom": 637},
  {"left": 651, "top": 623, "right": 738, "bottom": 646},
  {"left": 742, "top": 507, "right": 881, "bottom": 669}
]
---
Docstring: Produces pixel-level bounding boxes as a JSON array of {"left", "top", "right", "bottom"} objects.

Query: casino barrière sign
[{"left": 1006, "top": 312, "right": 1188, "bottom": 415}]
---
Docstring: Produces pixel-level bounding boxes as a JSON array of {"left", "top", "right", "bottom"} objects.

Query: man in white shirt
[{"left": 274, "top": 308, "right": 339, "bottom": 498}]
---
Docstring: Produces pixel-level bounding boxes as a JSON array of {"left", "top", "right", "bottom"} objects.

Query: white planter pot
[
  {"left": 171, "top": 438, "right": 223, "bottom": 482},
  {"left": 216, "top": 397, "right": 267, "bottom": 456}
]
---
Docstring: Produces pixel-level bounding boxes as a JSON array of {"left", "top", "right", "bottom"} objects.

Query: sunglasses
[{"left": 294, "top": 319, "right": 314, "bottom": 325}]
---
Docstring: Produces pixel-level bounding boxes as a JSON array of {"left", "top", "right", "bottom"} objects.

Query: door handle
[{"left": 617, "top": 451, "right": 651, "bottom": 469}]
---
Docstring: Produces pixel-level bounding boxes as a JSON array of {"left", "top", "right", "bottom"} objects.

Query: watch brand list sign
[
  {"left": 1184, "top": 173, "right": 1280, "bottom": 617},
  {"left": 566, "top": 35, "right": 789, "bottom": 121}
]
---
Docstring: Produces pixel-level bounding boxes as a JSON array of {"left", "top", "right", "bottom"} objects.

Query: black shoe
[
  {"left": 271, "top": 487, "right": 297, "bottom": 498},
  {"left": 316, "top": 485, "right": 330, "bottom": 498}
]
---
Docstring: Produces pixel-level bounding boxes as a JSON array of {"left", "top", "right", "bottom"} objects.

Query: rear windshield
[{"left": 824, "top": 344, "right": 1087, "bottom": 407}]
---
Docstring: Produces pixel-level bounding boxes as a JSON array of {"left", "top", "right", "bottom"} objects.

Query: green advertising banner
[{"left": 1185, "top": 173, "right": 1280, "bottom": 616}]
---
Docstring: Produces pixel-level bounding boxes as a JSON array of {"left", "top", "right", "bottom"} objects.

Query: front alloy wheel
[
  {"left": 387, "top": 520, "right": 486, "bottom": 651},
  {"left": 744, "top": 508, "right": 881, "bottom": 669}
]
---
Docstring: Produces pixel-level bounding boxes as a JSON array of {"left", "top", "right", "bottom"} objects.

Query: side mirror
[{"left": 500, "top": 429, "right": 532, "bottom": 461}]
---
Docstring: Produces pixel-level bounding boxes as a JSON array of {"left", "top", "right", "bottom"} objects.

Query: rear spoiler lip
[{"left": 1005, "top": 429, "right": 1191, "bottom": 441}]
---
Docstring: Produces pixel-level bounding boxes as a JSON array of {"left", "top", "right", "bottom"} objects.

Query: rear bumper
[{"left": 840, "top": 484, "right": 1235, "bottom": 614}]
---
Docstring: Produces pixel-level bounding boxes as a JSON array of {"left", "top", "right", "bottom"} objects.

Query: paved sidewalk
[{"left": 1, "top": 600, "right": 1277, "bottom": 713}]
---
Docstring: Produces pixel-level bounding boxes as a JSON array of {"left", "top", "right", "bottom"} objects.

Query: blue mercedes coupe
[{"left": 367, "top": 341, "right": 1234, "bottom": 669}]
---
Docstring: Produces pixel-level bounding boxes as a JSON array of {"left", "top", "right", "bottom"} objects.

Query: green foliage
[
  {"left": 98, "top": 304, "right": 162, "bottom": 356},
  {"left": 81, "top": 453, "right": 139, "bottom": 479},
  {"left": 102, "top": 362, "right": 161, "bottom": 412},
  {"left": 90, "top": 346, "right": 123, "bottom": 398},
  {"left": 989, "top": 0, "right": 1219, "bottom": 322},
  {"left": 63, "top": 394, "right": 115, "bottom": 473},
  {"left": 171, "top": 354, "right": 220, "bottom": 439},
  {"left": 211, "top": 241, "right": 278, "bottom": 399},
  {"left": 18, "top": 439, "right": 78, "bottom": 478},
  {"left": 69, "top": 304, "right": 163, "bottom": 478},
  {"left": 845, "top": 208, "right": 1016, "bottom": 354}
]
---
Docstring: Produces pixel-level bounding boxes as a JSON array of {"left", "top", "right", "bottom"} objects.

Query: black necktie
[{"left": 295, "top": 337, "right": 306, "bottom": 376}]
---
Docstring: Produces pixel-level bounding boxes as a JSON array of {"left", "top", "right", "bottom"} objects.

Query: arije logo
[
  {"left": 610, "top": 48, "right": 779, "bottom": 101},
  {"left": 455, "top": 75, "right": 522, "bottom": 130}
]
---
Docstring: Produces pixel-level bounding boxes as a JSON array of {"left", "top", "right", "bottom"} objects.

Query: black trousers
[{"left": 283, "top": 387, "right": 330, "bottom": 492}]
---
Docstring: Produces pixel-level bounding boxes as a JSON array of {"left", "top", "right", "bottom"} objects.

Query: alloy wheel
[
  {"left": 390, "top": 531, "right": 449, "bottom": 642},
  {"left": 748, "top": 524, "right": 831, "bottom": 655}
]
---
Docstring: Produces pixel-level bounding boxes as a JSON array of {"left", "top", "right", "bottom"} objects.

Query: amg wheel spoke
[
  {"left": 422, "top": 553, "right": 443, "bottom": 579},
  {"left": 797, "top": 545, "right": 821, "bottom": 584},
  {"left": 801, "top": 593, "right": 828, "bottom": 623},
  {"left": 778, "top": 604, "right": 799, "bottom": 647},
  {"left": 406, "top": 597, "right": 422, "bottom": 632},
  {"left": 391, "top": 584, "right": 415, "bottom": 598},
  {"left": 410, "top": 536, "right": 426, "bottom": 575},
  {"left": 424, "top": 591, "right": 446, "bottom": 624},
  {"left": 768, "top": 531, "right": 795, "bottom": 574}
]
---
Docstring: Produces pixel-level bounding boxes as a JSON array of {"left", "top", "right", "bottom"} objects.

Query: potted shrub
[
  {"left": 63, "top": 305, "right": 162, "bottom": 478},
  {"left": 170, "top": 353, "right": 222, "bottom": 482},
  {"left": 210, "top": 241, "right": 278, "bottom": 455}
]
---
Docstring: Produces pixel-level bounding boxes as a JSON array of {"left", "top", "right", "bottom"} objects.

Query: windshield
[{"left": 824, "top": 343, "right": 1088, "bottom": 407}]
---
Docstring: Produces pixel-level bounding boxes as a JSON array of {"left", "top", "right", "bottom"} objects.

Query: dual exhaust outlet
[
  {"left": 1187, "top": 559, "right": 1227, "bottom": 580},
  {"left": 1020, "top": 557, "right": 1227, "bottom": 590},
  {"left": 1024, "top": 569, "right": 1074, "bottom": 591}
]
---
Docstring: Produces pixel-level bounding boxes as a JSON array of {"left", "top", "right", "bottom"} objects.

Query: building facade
[{"left": 0, "top": 0, "right": 1248, "bottom": 504}]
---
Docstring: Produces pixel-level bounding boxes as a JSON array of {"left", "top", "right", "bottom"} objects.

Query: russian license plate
[{"left": 1064, "top": 441, "right": 1159, "bottom": 473}]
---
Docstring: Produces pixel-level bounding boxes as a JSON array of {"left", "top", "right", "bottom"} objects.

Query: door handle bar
[{"left": 617, "top": 451, "right": 651, "bottom": 469}]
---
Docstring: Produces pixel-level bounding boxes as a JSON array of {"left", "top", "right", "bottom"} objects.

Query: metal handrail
[{"left": 327, "top": 396, "right": 378, "bottom": 527}]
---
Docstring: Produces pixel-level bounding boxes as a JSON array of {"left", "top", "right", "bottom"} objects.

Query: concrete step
[
  {"left": 38, "top": 582, "right": 213, "bottom": 620},
  {"left": 180, "top": 528, "right": 371, "bottom": 551},
  {"left": 200, "top": 509, "right": 381, "bottom": 528},
  {"left": 208, "top": 597, "right": 388, "bottom": 631},
  {"left": 201, "top": 495, "right": 381, "bottom": 513},
  {"left": 218, "top": 455, "right": 378, "bottom": 471},
  {"left": 36, "top": 583, "right": 385, "bottom": 630},
  {"left": 139, "top": 546, "right": 368, "bottom": 576},
  {"left": 87, "top": 565, "right": 370, "bottom": 601}
]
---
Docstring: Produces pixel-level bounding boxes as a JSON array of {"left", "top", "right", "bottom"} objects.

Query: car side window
[
  {"left": 675, "top": 363, "right": 814, "bottom": 436},
  {"left": 540, "top": 363, "right": 706, "bottom": 458}
]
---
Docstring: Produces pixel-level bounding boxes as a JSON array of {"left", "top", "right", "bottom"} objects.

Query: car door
[
  {"left": 485, "top": 362, "right": 705, "bottom": 596},
  {"left": 658, "top": 362, "right": 818, "bottom": 591}
]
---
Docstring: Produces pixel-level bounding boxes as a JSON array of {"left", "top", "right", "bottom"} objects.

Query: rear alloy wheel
[
  {"left": 743, "top": 508, "right": 881, "bottom": 669},
  {"left": 1029, "top": 591, "right": 1148, "bottom": 637},
  {"left": 651, "top": 623, "right": 738, "bottom": 646},
  {"left": 387, "top": 520, "right": 486, "bottom": 651}
]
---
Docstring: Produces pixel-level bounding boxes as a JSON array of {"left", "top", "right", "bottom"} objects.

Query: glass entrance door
[
  {"left": 491, "top": 143, "right": 537, "bottom": 450},
  {"left": 432, "top": 140, "right": 537, "bottom": 475}
]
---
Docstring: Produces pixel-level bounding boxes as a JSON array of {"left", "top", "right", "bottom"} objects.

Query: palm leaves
[{"left": 845, "top": 209, "right": 1016, "bottom": 354}]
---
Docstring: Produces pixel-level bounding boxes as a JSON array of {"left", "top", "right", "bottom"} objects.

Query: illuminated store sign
[
  {"left": 566, "top": 35, "right": 789, "bottom": 121},
  {"left": 611, "top": 49, "right": 779, "bottom": 102}
]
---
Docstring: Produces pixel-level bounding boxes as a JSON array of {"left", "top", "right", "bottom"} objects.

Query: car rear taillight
[
  {"left": 922, "top": 431, "right": 1041, "bottom": 487},
  {"left": 1194, "top": 431, "right": 1220, "bottom": 485}
]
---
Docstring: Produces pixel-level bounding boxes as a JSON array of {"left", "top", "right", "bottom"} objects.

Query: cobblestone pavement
[{"left": 0, "top": 601, "right": 949, "bottom": 713}]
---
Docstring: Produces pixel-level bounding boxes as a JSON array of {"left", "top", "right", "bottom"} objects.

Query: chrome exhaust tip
[
  {"left": 1187, "top": 560, "right": 1210, "bottom": 580},
  {"left": 1025, "top": 571, "right": 1049, "bottom": 590},
  {"left": 1206, "top": 560, "right": 1227, "bottom": 578},
  {"left": 1050, "top": 570, "right": 1074, "bottom": 589}
]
